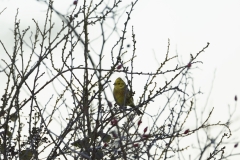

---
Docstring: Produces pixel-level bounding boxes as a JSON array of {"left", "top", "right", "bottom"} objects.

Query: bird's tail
[{"left": 130, "top": 104, "right": 143, "bottom": 115}]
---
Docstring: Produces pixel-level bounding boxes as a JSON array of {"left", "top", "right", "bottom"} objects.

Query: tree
[{"left": 0, "top": 0, "right": 236, "bottom": 159}]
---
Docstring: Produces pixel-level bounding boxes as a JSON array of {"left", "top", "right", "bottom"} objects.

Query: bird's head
[{"left": 113, "top": 77, "right": 125, "bottom": 87}]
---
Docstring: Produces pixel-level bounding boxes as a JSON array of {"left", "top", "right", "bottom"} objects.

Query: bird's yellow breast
[{"left": 113, "top": 86, "right": 126, "bottom": 106}]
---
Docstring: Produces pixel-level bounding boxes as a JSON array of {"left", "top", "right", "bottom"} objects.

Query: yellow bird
[{"left": 113, "top": 77, "right": 143, "bottom": 115}]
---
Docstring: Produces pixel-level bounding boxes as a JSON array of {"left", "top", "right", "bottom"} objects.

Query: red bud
[
  {"left": 73, "top": 0, "right": 78, "bottom": 5},
  {"left": 133, "top": 143, "right": 139, "bottom": 147},
  {"left": 234, "top": 143, "right": 238, "bottom": 148},
  {"left": 111, "top": 118, "right": 118, "bottom": 126},
  {"left": 103, "top": 143, "right": 108, "bottom": 147},
  {"left": 137, "top": 120, "right": 142, "bottom": 126},
  {"left": 107, "top": 101, "right": 112, "bottom": 107},
  {"left": 143, "top": 127, "right": 148, "bottom": 133},
  {"left": 184, "top": 129, "right": 189, "bottom": 134},
  {"left": 117, "top": 65, "right": 122, "bottom": 70},
  {"left": 111, "top": 131, "right": 118, "bottom": 138},
  {"left": 142, "top": 134, "right": 149, "bottom": 139}
]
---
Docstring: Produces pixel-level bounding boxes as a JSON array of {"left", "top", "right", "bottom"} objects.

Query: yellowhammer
[{"left": 113, "top": 77, "right": 143, "bottom": 115}]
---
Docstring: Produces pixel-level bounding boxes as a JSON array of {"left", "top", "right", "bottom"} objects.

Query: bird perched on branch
[{"left": 113, "top": 77, "right": 143, "bottom": 115}]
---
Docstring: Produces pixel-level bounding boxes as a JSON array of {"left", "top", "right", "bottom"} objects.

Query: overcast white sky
[
  {"left": 131, "top": 1, "right": 240, "bottom": 118},
  {"left": 1, "top": 0, "right": 240, "bottom": 159}
]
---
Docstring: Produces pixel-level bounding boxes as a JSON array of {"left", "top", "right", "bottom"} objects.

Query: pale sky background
[{"left": 0, "top": 0, "right": 240, "bottom": 159}]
